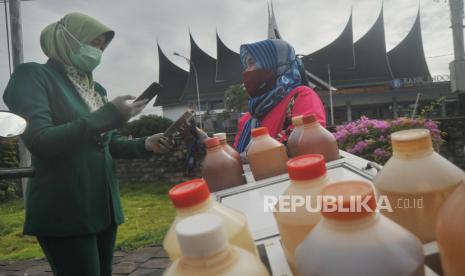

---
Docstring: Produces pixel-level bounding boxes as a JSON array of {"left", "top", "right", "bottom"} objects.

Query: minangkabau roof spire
[
  {"left": 154, "top": 42, "right": 189, "bottom": 106},
  {"left": 267, "top": 0, "right": 282, "bottom": 39},
  {"left": 387, "top": 7, "right": 431, "bottom": 80},
  {"left": 332, "top": 4, "right": 393, "bottom": 87},
  {"left": 216, "top": 30, "right": 243, "bottom": 82}
]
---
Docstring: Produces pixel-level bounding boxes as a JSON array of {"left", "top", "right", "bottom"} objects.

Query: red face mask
[{"left": 242, "top": 69, "right": 277, "bottom": 97}]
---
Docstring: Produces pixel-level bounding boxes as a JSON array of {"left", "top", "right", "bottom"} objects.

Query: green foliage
[
  {"left": 224, "top": 84, "right": 248, "bottom": 113},
  {"left": 0, "top": 139, "right": 19, "bottom": 168},
  {"left": 119, "top": 115, "right": 173, "bottom": 138},
  {"left": 418, "top": 96, "right": 446, "bottom": 119},
  {"left": 115, "top": 182, "right": 175, "bottom": 251},
  {"left": 0, "top": 182, "right": 175, "bottom": 260}
]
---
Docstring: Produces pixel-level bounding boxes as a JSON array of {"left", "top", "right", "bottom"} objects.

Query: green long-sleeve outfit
[{"left": 3, "top": 58, "right": 151, "bottom": 237}]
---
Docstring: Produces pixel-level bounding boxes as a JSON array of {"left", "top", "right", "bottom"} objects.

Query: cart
[{"left": 214, "top": 150, "right": 442, "bottom": 276}]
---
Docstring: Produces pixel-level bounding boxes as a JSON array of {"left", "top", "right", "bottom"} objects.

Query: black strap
[{"left": 282, "top": 92, "right": 299, "bottom": 131}]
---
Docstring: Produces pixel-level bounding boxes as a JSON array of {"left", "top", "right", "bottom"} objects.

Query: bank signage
[{"left": 391, "top": 75, "right": 450, "bottom": 89}]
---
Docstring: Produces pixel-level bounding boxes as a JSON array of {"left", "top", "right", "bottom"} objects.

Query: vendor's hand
[
  {"left": 145, "top": 133, "right": 174, "bottom": 154},
  {"left": 111, "top": 95, "right": 148, "bottom": 121},
  {"left": 195, "top": 127, "right": 209, "bottom": 143}
]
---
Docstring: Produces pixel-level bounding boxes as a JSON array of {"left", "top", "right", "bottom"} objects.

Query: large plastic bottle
[
  {"left": 163, "top": 179, "right": 257, "bottom": 261},
  {"left": 274, "top": 154, "right": 330, "bottom": 275},
  {"left": 247, "top": 127, "right": 288, "bottom": 181},
  {"left": 163, "top": 213, "right": 269, "bottom": 276},
  {"left": 436, "top": 179, "right": 465, "bottom": 276},
  {"left": 214, "top": 132, "right": 241, "bottom": 163},
  {"left": 295, "top": 180, "right": 425, "bottom": 276},
  {"left": 296, "top": 114, "right": 340, "bottom": 161},
  {"left": 374, "top": 129, "right": 463, "bottom": 243},
  {"left": 201, "top": 137, "right": 244, "bottom": 192},
  {"left": 287, "top": 115, "right": 304, "bottom": 157}
]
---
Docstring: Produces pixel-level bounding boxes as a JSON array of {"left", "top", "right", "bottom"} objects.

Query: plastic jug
[
  {"left": 274, "top": 154, "right": 330, "bottom": 275},
  {"left": 296, "top": 114, "right": 339, "bottom": 161},
  {"left": 201, "top": 137, "right": 244, "bottom": 192},
  {"left": 287, "top": 115, "right": 304, "bottom": 157},
  {"left": 247, "top": 127, "right": 288, "bottom": 181},
  {"left": 163, "top": 213, "right": 269, "bottom": 276},
  {"left": 374, "top": 129, "right": 463, "bottom": 243},
  {"left": 163, "top": 179, "right": 257, "bottom": 261},
  {"left": 436, "top": 180, "right": 465, "bottom": 276},
  {"left": 214, "top": 132, "right": 241, "bottom": 163},
  {"left": 295, "top": 180, "right": 425, "bottom": 276}
]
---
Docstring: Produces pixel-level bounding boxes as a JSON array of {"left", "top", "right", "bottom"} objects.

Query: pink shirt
[{"left": 234, "top": 86, "right": 327, "bottom": 147}]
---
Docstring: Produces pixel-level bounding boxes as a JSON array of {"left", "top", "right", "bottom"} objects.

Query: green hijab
[{"left": 40, "top": 12, "right": 115, "bottom": 72}]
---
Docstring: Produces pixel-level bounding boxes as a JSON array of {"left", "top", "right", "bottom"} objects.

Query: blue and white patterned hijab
[{"left": 236, "top": 39, "right": 304, "bottom": 153}]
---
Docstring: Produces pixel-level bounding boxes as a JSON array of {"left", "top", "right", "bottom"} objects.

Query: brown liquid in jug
[
  {"left": 202, "top": 137, "right": 244, "bottom": 192},
  {"left": 297, "top": 114, "right": 339, "bottom": 161},
  {"left": 287, "top": 115, "right": 304, "bottom": 157},
  {"left": 247, "top": 127, "right": 288, "bottom": 181},
  {"left": 214, "top": 132, "right": 241, "bottom": 163}
]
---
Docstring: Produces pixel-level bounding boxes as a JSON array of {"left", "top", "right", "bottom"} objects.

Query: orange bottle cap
[
  {"left": 287, "top": 154, "right": 326, "bottom": 181},
  {"left": 391, "top": 129, "right": 433, "bottom": 153},
  {"left": 169, "top": 179, "right": 211, "bottom": 208},
  {"left": 292, "top": 115, "right": 304, "bottom": 127},
  {"left": 302, "top": 114, "right": 317, "bottom": 125},
  {"left": 213, "top": 133, "right": 227, "bottom": 141},
  {"left": 251, "top": 127, "right": 269, "bottom": 138},
  {"left": 321, "top": 180, "right": 377, "bottom": 221},
  {"left": 204, "top": 137, "right": 220, "bottom": 148}
]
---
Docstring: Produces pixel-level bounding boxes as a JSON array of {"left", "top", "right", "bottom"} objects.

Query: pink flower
[
  {"left": 374, "top": 148, "right": 388, "bottom": 157},
  {"left": 352, "top": 140, "right": 369, "bottom": 153}
]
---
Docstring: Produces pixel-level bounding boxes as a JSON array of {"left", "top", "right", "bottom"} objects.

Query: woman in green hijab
[{"left": 3, "top": 12, "right": 172, "bottom": 276}]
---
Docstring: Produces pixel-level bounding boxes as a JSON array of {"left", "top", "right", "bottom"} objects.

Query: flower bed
[{"left": 334, "top": 116, "right": 445, "bottom": 165}]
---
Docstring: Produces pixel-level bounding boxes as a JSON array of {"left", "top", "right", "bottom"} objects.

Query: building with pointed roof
[{"left": 155, "top": 4, "right": 457, "bottom": 126}]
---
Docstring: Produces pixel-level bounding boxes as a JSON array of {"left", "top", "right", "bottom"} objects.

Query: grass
[{"left": 0, "top": 182, "right": 176, "bottom": 260}]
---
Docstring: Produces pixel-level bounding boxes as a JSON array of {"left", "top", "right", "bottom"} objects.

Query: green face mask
[{"left": 63, "top": 26, "right": 103, "bottom": 72}]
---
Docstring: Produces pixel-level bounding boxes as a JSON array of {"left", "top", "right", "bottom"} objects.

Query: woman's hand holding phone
[{"left": 111, "top": 95, "right": 148, "bottom": 121}]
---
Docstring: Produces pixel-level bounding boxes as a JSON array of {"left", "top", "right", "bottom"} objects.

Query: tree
[
  {"left": 224, "top": 84, "right": 248, "bottom": 113},
  {"left": 119, "top": 115, "right": 173, "bottom": 138}
]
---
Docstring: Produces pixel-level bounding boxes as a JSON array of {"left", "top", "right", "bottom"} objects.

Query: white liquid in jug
[
  {"left": 277, "top": 222, "right": 317, "bottom": 274},
  {"left": 230, "top": 224, "right": 258, "bottom": 257}
]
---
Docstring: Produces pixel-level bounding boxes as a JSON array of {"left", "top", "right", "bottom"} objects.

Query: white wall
[{"left": 162, "top": 104, "right": 190, "bottom": 121}]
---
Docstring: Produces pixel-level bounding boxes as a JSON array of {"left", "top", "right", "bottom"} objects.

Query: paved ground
[{"left": 0, "top": 244, "right": 170, "bottom": 276}]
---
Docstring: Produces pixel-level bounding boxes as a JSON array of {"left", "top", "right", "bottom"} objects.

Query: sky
[{"left": 0, "top": 0, "right": 456, "bottom": 117}]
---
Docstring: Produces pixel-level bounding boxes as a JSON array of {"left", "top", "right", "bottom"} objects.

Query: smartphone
[
  {"left": 163, "top": 110, "right": 195, "bottom": 138},
  {"left": 134, "top": 82, "right": 163, "bottom": 103}
]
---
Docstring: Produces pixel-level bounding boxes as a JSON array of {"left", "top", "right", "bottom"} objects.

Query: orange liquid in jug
[
  {"left": 437, "top": 181, "right": 465, "bottom": 276},
  {"left": 379, "top": 182, "right": 460, "bottom": 243},
  {"left": 276, "top": 221, "right": 317, "bottom": 275},
  {"left": 248, "top": 146, "right": 288, "bottom": 181}
]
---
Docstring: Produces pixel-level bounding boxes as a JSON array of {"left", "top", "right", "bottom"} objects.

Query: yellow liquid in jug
[
  {"left": 277, "top": 221, "right": 317, "bottom": 275},
  {"left": 230, "top": 224, "right": 258, "bottom": 257},
  {"left": 249, "top": 146, "right": 288, "bottom": 181},
  {"left": 378, "top": 183, "right": 460, "bottom": 243},
  {"left": 437, "top": 182, "right": 465, "bottom": 276}
]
